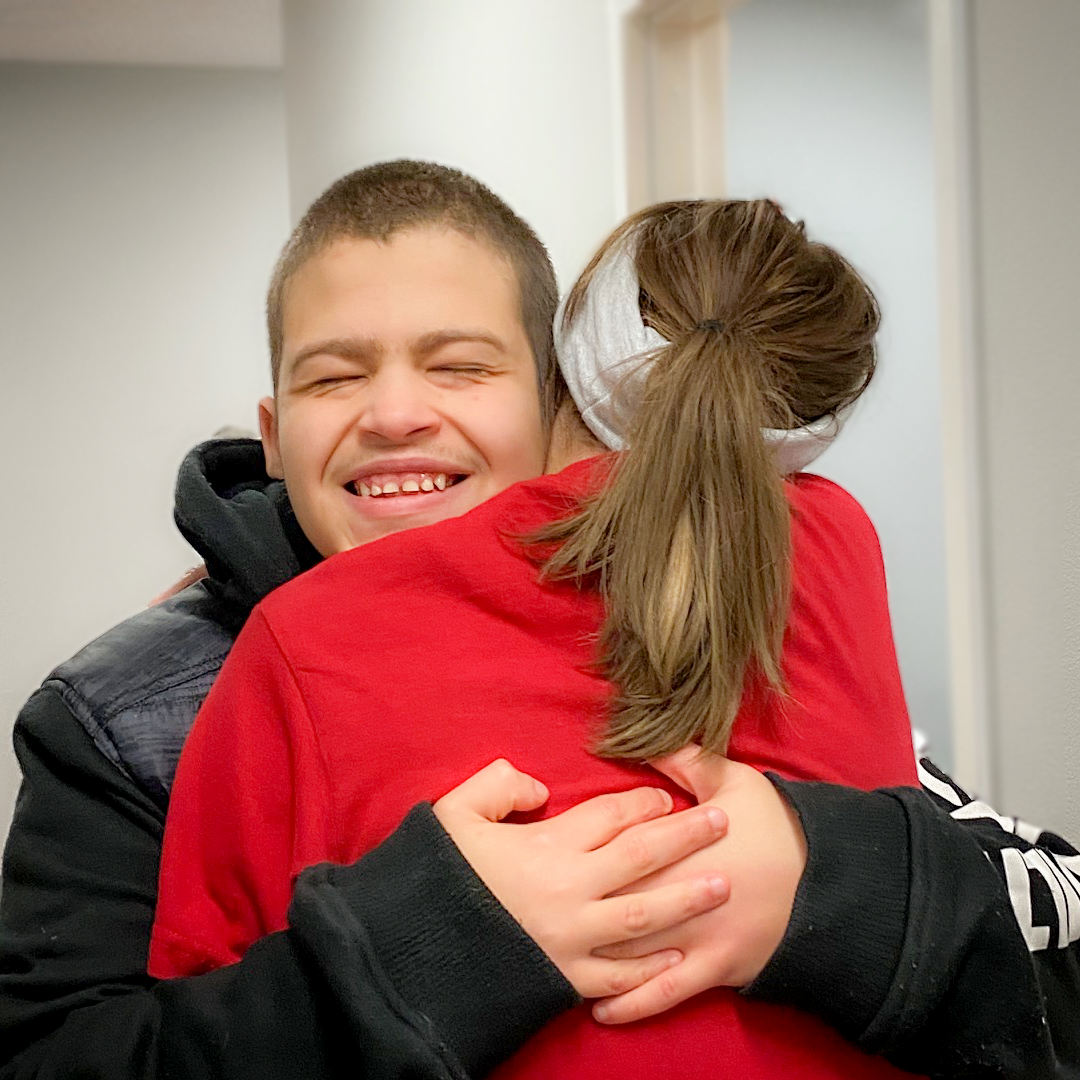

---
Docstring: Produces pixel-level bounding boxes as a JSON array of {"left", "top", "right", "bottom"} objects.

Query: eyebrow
[
  {"left": 288, "top": 329, "right": 509, "bottom": 373},
  {"left": 413, "top": 329, "right": 509, "bottom": 356},
  {"left": 290, "top": 337, "right": 382, "bottom": 371}
]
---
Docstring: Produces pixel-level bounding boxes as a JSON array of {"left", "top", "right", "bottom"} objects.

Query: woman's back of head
[{"left": 545, "top": 199, "right": 879, "bottom": 760}]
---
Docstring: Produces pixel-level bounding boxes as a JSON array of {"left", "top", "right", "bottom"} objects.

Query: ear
[{"left": 258, "top": 396, "right": 285, "bottom": 479}]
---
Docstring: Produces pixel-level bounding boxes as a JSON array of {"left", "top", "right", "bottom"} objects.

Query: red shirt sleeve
[{"left": 148, "top": 608, "right": 333, "bottom": 978}]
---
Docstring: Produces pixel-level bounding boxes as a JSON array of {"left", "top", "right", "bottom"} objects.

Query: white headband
[{"left": 553, "top": 244, "right": 851, "bottom": 473}]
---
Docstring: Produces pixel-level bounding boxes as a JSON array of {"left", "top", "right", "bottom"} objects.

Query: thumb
[
  {"left": 649, "top": 744, "right": 732, "bottom": 803},
  {"left": 435, "top": 759, "right": 549, "bottom": 823}
]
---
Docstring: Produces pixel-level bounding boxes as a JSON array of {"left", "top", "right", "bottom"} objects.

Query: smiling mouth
[{"left": 346, "top": 471, "right": 467, "bottom": 498}]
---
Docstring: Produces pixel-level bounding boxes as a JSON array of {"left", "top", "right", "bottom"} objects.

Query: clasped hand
[{"left": 432, "top": 749, "right": 806, "bottom": 1024}]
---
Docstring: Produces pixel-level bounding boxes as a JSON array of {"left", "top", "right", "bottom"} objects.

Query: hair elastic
[
  {"left": 554, "top": 241, "right": 853, "bottom": 471},
  {"left": 697, "top": 319, "right": 726, "bottom": 333}
]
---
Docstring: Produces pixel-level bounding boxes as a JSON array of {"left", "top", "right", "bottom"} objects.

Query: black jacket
[
  {"left": 753, "top": 764, "right": 1080, "bottom": 1078},
  {"left": 1, "top": 439, "right": 1077, "bottom": 1078}
]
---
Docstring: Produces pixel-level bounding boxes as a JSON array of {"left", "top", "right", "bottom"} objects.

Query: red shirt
[{"left": 152, "top": 460, "right": 918, "bottom": 1079}]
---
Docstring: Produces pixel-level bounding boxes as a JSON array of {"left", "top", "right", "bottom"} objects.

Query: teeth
[{"left": 353, "top": 472, "right": 455, "bottom": 497}]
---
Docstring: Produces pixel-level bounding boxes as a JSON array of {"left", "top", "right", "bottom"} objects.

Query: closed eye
[
  {"left": 432, "top": 365, "right": 492, "bottom": 377},
  {"left": 311, "top": 374, "right": 366, "bottom": 387}
]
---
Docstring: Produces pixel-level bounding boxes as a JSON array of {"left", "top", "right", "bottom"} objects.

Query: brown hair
[
  {"left": 267, "top": 160, "right": 568, "bottom": 428},
  {"left": 539, "top": 199, "right": 879, "bottom": 760}
]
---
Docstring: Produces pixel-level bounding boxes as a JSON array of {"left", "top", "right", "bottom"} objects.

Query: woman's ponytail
[
  {"left": 540, "top": 329, "right": 791, "bottom": 758},
  {"left": 539, "top": 199, "right": 878, "bottom": 761}
]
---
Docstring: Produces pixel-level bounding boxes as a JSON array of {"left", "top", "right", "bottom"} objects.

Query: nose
[{"left": 354, "top": 365, "right": 441, "bottom": 444}]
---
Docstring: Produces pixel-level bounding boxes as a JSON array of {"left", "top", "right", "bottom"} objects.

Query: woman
[{"left": 150, "top": 199, "right": 919, "bottom": 1078}]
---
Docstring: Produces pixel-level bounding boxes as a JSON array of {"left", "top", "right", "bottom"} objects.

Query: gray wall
[
  {"left": 968, "top": 0, "right": 1080, "bottom": 832},
  {"left": 0, "top": 63, "right": 289, "bottom": 844},
  {"left": 726, "top": 0, "right": 950, "bottom": 763}
]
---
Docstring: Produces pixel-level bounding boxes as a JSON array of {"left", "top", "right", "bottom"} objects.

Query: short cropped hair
[{"left": 267, "top": 160, "right": 566, "bottom": 427}]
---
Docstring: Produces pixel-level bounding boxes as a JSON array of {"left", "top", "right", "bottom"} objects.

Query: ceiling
[{"left": 0, "top": 0, "right": 282, "bottom": 68}]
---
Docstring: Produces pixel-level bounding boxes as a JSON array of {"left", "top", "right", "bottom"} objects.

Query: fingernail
[
  {"left": 665, "top": 949, "right": 683, "bottom": 967},
  {"left": 706, "top": 875, "right": 727, "bottom": 898},
  {"left": 594, "top": 1003, "right": 611, "bottom": 1023},
  {"left": 705, "top": 807, "right": 726, "bottom": 829},
  {"left": 657, "top": 788, "right": 674, "bottom": 811}
]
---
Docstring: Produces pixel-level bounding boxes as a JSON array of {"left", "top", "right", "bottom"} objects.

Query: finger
[
  {"left": 593, "top": 927, "right": 676, "bottom": 961},
  {"left": 595, "top": 804, "right": 727, "bottom": 894},
  {"left": 545, "top": 786, "right": 674, "bottom": 851},
  {"left": 648, "top": 744, "right": 729, "bottom": 803},
  {"left": 588, "top": 874, "right": 728, "bottom": 946},
  {"left": 592, "top": 954, "right": 712, "bottom": 1024},
  {"left": 435, "top": 759, "right": 548, "bottom": 822},
  {"left": 148, "top": 564, "right": 208, "bottom": 607},
  {"left": 572, "top": 949, "right": 683, "bottom": 1000}
]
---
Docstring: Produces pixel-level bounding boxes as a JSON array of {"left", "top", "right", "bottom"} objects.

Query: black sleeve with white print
[
  {"left": 916, "top": 757, "right": 1080, "bottom": 959},
  {"left": 748, "top": 761, "right": 1080, "bottom": 1078}
]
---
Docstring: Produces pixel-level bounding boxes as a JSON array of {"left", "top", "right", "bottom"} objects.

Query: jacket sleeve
[
  {"left": 0, "top": 686, "right": 574, "bottom": 1080},
  {"left": 148, "top": 609, "right": 328, "bottom": 977},
  {"left": 745, "top": 761, "right": 1080, "bottom": 1079}
]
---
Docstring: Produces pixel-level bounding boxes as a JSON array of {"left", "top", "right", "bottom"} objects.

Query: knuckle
[
  {"left": 690, "top": 808, "right": 717, "bottom": 842},
  {"left": 640, "top": 787, "right": 670, "bottom": 818},
  {"left": 621, "top": 897, "right": 650, "bottom": 934},
  {"left": 622, "top": 833, "right": 654, "bottom": 873},
  {"left": 549, "top": 882, "right": 575, "bottom": 910},
  {"left": 597, "top": 793, "right": 629, "bottom": 826},
  {"left": 686, "top": 879, "right": 715, "bottom": 914},
  {"left": 604, "top": 967, "right": 636, "bottom": 997},
  {"left": 530, "top": 822, "right": 556, "bottom": 849},
  {"left": 655, "top": 971, "right": 681, "bottom": 1002}
]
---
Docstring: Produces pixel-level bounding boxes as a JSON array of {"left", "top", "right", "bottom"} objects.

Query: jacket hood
[{"left": 174, "top": 438, "right": 321, "bottom": 630}]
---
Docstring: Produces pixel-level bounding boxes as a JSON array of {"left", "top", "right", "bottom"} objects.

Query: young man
[{"left": 1, "top": 161, "right": 1076, "bottom": 1079}]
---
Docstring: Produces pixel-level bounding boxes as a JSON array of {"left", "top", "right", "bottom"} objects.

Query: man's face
[{"left": 261, "top": 228, "right": 546, "bottom": 557}]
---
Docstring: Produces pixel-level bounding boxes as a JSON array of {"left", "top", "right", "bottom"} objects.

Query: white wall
[
  {"left": 966, "top": 0, "right": 1080, "bottom": 834},
  {"left": 0, "top": 63, "right": 289, "bottom": 844},
  {"left": 282, "top": 0, "right": 620, "bottom": 290},
  {"left": 725, "top": 0, "right": 951, "bottom": 763}
]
